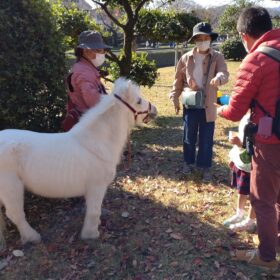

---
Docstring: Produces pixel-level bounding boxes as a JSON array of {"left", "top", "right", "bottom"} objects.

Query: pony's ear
[
  {"left": 125, "top": 79, "right": 139, "bottom": 103},
  {"left": 126, "top": 80, "right": 133, "bottom": 97},
  {"left": 113, "top": 78, "right": 139, "bottom": 102}
]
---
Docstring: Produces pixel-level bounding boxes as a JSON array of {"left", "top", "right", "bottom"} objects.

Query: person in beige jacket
[{"left": 169, "top": 22, "right": 229, "bottom": 181}]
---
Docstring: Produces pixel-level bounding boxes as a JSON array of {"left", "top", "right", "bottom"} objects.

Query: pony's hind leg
[{"left": 0, "top": 173, "right": 41, "bottom": 244}]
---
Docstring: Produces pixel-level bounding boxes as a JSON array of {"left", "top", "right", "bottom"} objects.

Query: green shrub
[
  {"left": 145, "top": 50, "right": 176, "bottom": 67},
  {"left": 220, "top": 39, "right": 247, "bottom": 61},
  {"left": 107, "top": 52, "right": 159, "bottom": 88},
  {"left": 0, "top": 0, "right": 67, "bottom": 132}
]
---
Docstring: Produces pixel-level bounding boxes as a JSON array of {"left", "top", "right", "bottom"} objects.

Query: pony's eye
[{"left": 137, "top": 98, "right": 142, "bottom": 104}]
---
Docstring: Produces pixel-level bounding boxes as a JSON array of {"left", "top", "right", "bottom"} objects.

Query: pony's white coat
[{"left": 0, "top": 78, "right": 157, "bottom": 246}]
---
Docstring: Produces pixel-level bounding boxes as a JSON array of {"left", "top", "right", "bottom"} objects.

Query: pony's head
[{"left": 112, "top": 78, "right": 157, "bottom": 125}]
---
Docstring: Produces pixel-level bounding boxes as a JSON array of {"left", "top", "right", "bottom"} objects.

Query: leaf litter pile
[{"left": 0, "top": 66, "right": 278, "bottom": 280}]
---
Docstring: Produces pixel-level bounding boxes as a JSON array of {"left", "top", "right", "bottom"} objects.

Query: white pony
[{"left": 0, "top": 78, "right": 157, "bottom": 246}]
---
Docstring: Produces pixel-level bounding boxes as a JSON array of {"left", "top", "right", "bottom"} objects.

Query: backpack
[
  {"left": 256, "top": 46, "right": 280, "bottom": 140},
  {"left": 61, "top": 73, "right": 82, "bottom": 131}
]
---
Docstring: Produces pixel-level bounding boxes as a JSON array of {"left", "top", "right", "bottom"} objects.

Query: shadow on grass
[
  {"left": 0, "top": 187, "right": 263, "bottom": 280},
  {"left": 127, "top": 116, "right": 233, "bottom": 185}
]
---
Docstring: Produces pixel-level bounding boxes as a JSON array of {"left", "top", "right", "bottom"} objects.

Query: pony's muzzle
[
  {"left": 143, "top": 105, "right": 157, "bottom": 123},
  {"left": 149, "top": 105, "right": 157, "bottom": 119}
]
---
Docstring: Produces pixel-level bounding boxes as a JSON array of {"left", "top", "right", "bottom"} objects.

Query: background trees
[
  {"left": 52, "top": 1, "right": 101, "bottom": 49},
  {"left": 218, "top": 0, "right": 253, "bottom": 38},
  {"left": 92, "top": 0, "right": 198, "bottom": 86},
  {"left": 218, "top": 0, "right": 253, "bottom": 61}
]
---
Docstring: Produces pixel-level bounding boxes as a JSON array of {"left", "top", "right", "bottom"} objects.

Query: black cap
[{"left": 188, "top": 22, "right": 218, "bottom": 43}]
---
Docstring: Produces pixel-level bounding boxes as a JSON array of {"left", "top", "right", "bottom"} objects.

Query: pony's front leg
[{"left": 81, "top": 186, "right": 107, "bottom": 240}]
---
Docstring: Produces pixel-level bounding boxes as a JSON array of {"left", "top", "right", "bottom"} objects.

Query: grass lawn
[{"left": 1, "top": 62, "right": 277, "bottom": 279}]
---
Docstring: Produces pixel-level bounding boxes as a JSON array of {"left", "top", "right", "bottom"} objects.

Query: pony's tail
[{"left": 0, "top": 203, "right": 6, "bottom": 250}]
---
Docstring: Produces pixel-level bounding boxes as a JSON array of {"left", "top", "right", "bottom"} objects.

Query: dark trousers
[
  {"left": 250, "top": 142, "right": 280, "bottom": 261},
  {"left": 183, "top": 108, "right": 215, "bottom": 168}
]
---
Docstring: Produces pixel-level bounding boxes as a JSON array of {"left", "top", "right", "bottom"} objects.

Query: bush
[
  {"left": 220, "top": 39, "right": 247, "bottom": 61},
  {"left": 0, "top": 0, "right": 67, "bottom": 131},
  {"left": 145, "top": 50, "right": 176, "bottom": 67},
  {"left": 107, "top": 52, "right": 159, "bottom": 88}
]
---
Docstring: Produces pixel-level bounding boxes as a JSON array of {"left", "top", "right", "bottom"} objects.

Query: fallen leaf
[
  {"left": 170, "top": 233, "right": 183, "bottom": 240},
  {"left": 121, "top": 211, "right": 129, "bottom": 218},
  {"left": 12, "top": 250, "right": 24, "bottom": 257}
]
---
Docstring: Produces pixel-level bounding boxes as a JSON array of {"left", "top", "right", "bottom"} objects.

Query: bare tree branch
[
  {"left": 107, "top": 50, "right": 121, "bottom": 65},
  {"left": 91, "top": 0, "right": 125, "bottom": 29}
]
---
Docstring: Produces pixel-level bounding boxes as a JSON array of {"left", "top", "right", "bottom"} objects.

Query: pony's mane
[{"left": 71, "top": 94, "right": 116, "bottom": 132}]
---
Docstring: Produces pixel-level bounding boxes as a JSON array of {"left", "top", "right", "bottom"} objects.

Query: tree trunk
[
  {"left": 132, "top": 37, "right": 137, "bottom": 52},
  {"left": 119, "top": 24, "right": 134, "bottom": 77}
]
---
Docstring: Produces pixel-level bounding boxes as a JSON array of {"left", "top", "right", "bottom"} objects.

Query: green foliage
[
  {"left": 0, "top": 0, "right": 67, "bottom": 131},
  {"left": 220, "top": 39, "right": 247, "bottom": 61},
  {"left": 107, "top": 52, "right": 158, "bottom": 87},
  {"left": 272, "top": 17, "right": 280, "bottom": 29},
  {"left": 93, "top": 0, "right": 175, "bottom": 8},
  {"left": 51, "top": 1, "right": 100, "bottom": 49},
  {"left": 218, "top": 0, "right": 253, "bottom": 37},
  {"left": 92, "top": 1, "right": 182, "bottom": 85},
  {"left": 136, "top": 9, "right": 199, "bottom": 43}
]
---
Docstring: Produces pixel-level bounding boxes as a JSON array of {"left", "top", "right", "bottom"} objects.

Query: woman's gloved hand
[{"left": 169, "top": 93, "right": 180, "bottom": 115}]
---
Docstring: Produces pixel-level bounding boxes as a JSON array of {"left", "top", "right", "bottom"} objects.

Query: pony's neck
[{"left": 74, "top": 101, "right": 134, "bottom": 165}]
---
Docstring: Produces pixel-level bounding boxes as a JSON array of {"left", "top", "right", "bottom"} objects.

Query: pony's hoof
[
  {"left": 21, "top": 232, "right": 41, "bottom": 245},
  {"left": 81, "top": 229, "right": 100, "bottom": 240}
]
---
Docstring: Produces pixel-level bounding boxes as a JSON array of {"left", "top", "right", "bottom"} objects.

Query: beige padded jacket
[{"left": 170, "top": 48, "right": 229, "bottom": 122}]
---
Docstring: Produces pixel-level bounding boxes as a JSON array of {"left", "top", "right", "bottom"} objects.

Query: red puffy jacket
[{"left": 222, "top": 29, "right": 280, "bottom": 144}]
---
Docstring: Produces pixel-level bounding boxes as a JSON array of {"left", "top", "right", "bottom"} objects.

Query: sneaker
[
  {"left": 235, "top": 249, "right": 278, "bottom": 271},
  {"left": 229, "top": 219, "right": 256, "bottom": 233},
  {"left": 182, "top": 163, "right": 193, "bottom": 175},
  {"left": 202, "top": 169, "right": 212, "bottom": 183},
  {"left": 223, "top": 214, "right": 244, "bottom": 227}
]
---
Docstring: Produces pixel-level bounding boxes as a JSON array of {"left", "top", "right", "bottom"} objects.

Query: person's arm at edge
[{"left": 218, "top": 57, "right": 261, "bottom": 122}]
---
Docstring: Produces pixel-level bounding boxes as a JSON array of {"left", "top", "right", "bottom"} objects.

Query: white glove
[
  {"left": 210, "top": 77, "right": 221, "bottom": 87},
  {"left": 169, "top": 93, "right": 180, "bottom": 115}
]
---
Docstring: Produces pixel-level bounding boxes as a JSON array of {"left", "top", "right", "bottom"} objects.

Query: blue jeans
[{"left": 183, "top": 107, "right": 215, "bottom": 168}]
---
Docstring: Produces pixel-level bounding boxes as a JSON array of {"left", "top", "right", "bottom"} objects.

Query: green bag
[
  {"left": 181, "top": 56, "right": 212, "bottom": 109},
  {"left": 181, "top": 90, "right": 205, "bottom": 109}
]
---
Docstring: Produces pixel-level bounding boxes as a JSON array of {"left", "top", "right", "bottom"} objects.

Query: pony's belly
[
  {"left": 22, "top": 168, "right": 88, "bottom": 198},
  {"left": 25, "top": 180, "right": 85, "bottom": 198},
  {"left": 21, "top": 150, "right": 93, "bottom": 198}
]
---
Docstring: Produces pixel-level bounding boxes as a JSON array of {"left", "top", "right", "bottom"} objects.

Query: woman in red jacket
[{"left": 62, "top": 30, "right": 111, "bottom": 131}]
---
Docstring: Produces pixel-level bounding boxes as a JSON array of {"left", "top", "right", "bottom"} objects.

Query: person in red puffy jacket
[{"left": 218, "top": 7, "right": 280, "bottom": 271}]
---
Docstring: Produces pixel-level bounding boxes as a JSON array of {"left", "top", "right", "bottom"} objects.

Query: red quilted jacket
[{"left": 222, "top": 28, "right": 280, "bottom": 144}]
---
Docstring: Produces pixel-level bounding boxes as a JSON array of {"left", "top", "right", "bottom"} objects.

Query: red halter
[{"left": 114, "top": 94, "right": 151, "bottom": 123}]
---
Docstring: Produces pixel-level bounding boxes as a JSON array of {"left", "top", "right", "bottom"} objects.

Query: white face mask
[
  {"left": 91, "top": 53, "right": 105, "bottom": 67},
  {"left": 241, "top": 40, "right": 249, "bottom": 53},
  {"left": 195, "top": 40, "right": 211, "bottom": 52}
]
